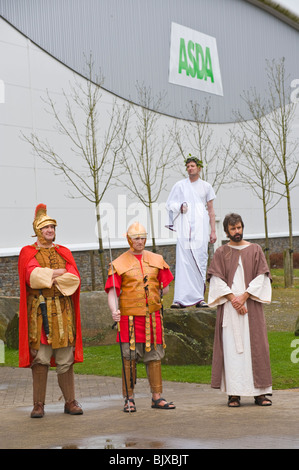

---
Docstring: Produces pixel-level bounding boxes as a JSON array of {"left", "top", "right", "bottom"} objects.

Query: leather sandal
[
  {"left": 196, "top": 300, "right": 209, "bottom": 308},
  {"left": 227, "top": 395, "right": 241, "bottom": 407},
  {"left": 124, "top": 398, "right": 136, "bottom": 413},
  {"left": 151, "top": 397, "right": 176, "bottom": 409},
  {"left": 254, "top": 395, "right": 272, "bottom": 406}
]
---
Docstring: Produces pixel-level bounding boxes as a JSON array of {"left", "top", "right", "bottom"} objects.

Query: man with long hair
[{"left": 207, "top": 213, "right": 272, "bottom": 407}]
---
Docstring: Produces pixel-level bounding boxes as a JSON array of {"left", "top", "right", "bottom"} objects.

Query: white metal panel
[
  {"left": 1, "top": 0, "right": 299, "bottom": 123},
  {"left": 0, "top": 14, "right": 298, "bottom": 254}
]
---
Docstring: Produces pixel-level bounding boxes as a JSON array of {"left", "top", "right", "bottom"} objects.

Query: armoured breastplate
[
  {"left": 119, "top": 263, "right": 161, "bottom": 316},
  {"left": 111, "top": 250, "right": 165, "bottom": 316}
]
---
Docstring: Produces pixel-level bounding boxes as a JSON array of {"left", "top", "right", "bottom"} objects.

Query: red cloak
[{"left": 18, "top": 244, "right": 83, "bottom": 368}]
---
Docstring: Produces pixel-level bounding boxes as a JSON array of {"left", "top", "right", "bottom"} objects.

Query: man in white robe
[
  {"left": 166, "top": 156, "right": 216, "bottom": 308},
  {"left": 207, "top": 213, "right": 272, "bottom": 407}
]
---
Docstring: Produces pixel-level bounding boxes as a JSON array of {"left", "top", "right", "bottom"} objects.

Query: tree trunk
[
  {"left": 262, "top": 193, "right": 270, "bottom": 267},
  {"left": 285, "top": 181, "right": 294, "bottom": 287},
  {"left": 90, "top": 250, "right": 96, "bottom": 290},
  {"left": 284, "top": 249, "right": 293, "bottom": 288},
  {"left": 149, "top": 202, "right": 156, "bottom": 253},
  {"left": 96, "top": 203, "right": 107, "bottom": 286}
]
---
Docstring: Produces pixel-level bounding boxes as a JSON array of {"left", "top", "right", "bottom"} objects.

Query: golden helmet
[
  {"left": 126, "top": 222, "right": 147, "bottom": 247},
  {"left": 33, "top": 204, "right": 57, "bottom": 242}
]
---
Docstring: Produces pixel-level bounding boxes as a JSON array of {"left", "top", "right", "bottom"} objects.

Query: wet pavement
[{"left": 0, "top": 366, "right": 299, "bottom": 450}]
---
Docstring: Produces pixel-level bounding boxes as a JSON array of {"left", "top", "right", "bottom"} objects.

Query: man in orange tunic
[
  {"left": 105, "top": 222, "right": 175, "bottom": 412},
  {"left": 18, "top": 204, "right": 83, "bottom": 418}
]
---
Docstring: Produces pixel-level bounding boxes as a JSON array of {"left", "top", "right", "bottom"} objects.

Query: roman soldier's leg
[
  {"left": 146, "top": 360, "right": 163, "bottom": 394},
  {"left": 57, "top": 365, "right": 83, "bottom": 414},
  {"left": 121, "top": 343, "right": 137, "bottom": 412},
  {"left": 55, "top": 347, "right": 83, "bottom": 415},
  {"left": 144, "top": 344, "right": 164, "bottom": 393},
  {"left": 145, "top": 345, "right": 175, "bottom": 409},
  {"left": 122, "top": 358, "right": 136, "bottom": 398},
  {"left": 30, "top": 344, "right": 51, "bottom": 418},
  {"left": 31, "top": 363, "right": 48, "bottom": 418}
]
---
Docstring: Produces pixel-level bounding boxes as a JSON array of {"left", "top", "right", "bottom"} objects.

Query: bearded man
[
  {"left": 18, "top": 204, "right": 83, "bottom": 417},
  {"left": 166, "top": 155, "right": 216, "bottom": 308},
  {"left": 207, "top": 213, "right": 272, "bottom": 407},
  {"left": 105, "top": 222, "right": 175, "bottom": 412}
]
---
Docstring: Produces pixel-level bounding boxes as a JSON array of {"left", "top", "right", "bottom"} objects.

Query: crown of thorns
[{"left": 184, "top": 154, "right": 203, "bottom": 168}]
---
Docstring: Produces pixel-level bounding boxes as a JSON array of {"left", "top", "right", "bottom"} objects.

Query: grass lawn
[
  {"left": 1, "top": 269, "right": 299, "bottom": 390},
  {"left": 2, "top": 331, "right": 299, "bottom": 390}
]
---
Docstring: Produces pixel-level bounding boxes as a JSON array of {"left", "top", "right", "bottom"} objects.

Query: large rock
[
  {"left": 162, "top": 308, "right": 216, "bottom": 365},
  {"left": 2, "top": 294, "right": 217, "bottom": 365},
  {"left": 5, "top": 313, "right": 19, "bottom": 349},
  {"left": 79, "top": 291, "right": 116, "bottom": 345},
  {"left": 2, "top": 292, "right": 117, "bottom": 348},
  {"left": 0, "top": 297, "right": 19, "bottom": 343}
]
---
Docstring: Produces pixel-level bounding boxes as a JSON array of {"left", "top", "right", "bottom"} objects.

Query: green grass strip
[{"left": 2, "top": 331, "right": 298, "bottom": 390}]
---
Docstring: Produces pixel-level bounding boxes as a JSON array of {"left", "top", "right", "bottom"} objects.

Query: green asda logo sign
[
  {"left": 169, "top": 22, "right": 223, "bottom": 96},
  {"left": 178, "top": 38, "right": 214, "bottom": 82}
]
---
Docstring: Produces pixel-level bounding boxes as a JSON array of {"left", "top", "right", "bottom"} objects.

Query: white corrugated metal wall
[{"left": 0, "top": 0, "right": 298, "bottom": 254}]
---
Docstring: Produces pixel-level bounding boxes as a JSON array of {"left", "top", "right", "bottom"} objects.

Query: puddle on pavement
[
  {"left": 52, "top": 435, "right": 203, "bottom": 449},
  {"left": 51, "top": 434, "right": 299, "bottom": 449},
  {"left": 52, "top": 435, "right": 299, "bottom": 450}
]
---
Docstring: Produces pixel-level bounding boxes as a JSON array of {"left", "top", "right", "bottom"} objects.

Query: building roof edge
[{"left": 245, "top": 0, "right": 299, "bottom": 31}]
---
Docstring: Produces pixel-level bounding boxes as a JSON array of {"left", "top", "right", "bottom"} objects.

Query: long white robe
[
  {"left": 208, "top": 245, "right": 272, "bottom": 396},
  {"left": 166, "top": 177, "right": 215, "bottom": 306}
]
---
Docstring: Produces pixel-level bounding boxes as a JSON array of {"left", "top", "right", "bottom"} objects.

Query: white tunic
[
  {"left": 166, "top": 177, "right": 215, "bottom": 306},
  {"left": 208, "top": 245, "right": 272, "bottom": 396}
]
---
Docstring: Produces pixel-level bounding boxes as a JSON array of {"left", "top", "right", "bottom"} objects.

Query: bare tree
[
  {"left": 241, "top": 58, "right": 299, "bottom": 286},
  {"left": 172, "top": 98, "right": 234, "bottom": 193},
  {"left": 119, "top": 84, "right": 177, "bottom": 252},
  {"left": 22, "top": 56, "right": 129, "bottom": 285},
  {"left": 229, "top": 111, "right": 283, "bottom": 266}
]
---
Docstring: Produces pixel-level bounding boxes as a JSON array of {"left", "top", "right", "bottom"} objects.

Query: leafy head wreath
[{"left": 184, "top": 153, "right": 203, "bottom": 168}]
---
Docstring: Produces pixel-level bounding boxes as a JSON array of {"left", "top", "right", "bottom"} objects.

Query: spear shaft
[{"left": 107, "top": 233, "right": 131, "bottom": 412}]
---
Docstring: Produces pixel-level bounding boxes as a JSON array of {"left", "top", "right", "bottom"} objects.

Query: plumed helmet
[
  {"left": 33, "top": 203, "right": 57, "bottom": 242},
  {"left": 126, "top": 222, "right": 147, "bottom": 247}
]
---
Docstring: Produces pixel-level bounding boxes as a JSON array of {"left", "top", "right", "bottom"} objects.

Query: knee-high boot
[
  {"left": 31, "top": 363, "right": 48, "bottom": 418},
  {"left": 57, "top": 365, "right": 83, "bottom": 415},
  {"left": 146, "top": 360, "right": 163, "bottom": 394},
  {"left": 122, "top": 358, "right": 136, "bottom": 398}
]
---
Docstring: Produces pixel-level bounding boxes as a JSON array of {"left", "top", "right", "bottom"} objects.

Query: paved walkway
[{"left": 0, "top": 367, "right": 299, "bottom": 450}]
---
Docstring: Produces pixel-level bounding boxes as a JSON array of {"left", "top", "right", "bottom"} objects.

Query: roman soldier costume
[
  {"left": 18, "top": 204, "right": 83, "bottom": 418},
  {"left": 105, "top": 222, "right": 175, "bottom": 411}
]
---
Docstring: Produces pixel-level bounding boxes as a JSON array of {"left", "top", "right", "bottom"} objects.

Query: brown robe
[{"left": 207, "top": 243, "right": 272, "bottom": 390}]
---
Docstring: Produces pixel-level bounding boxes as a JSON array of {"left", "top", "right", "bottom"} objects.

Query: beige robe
[
  {"left": 208, "top": 245, "right": 272, "bottom": 396},
  {"left": 207, "top": 243, "right": 272, "bottom": 391}
]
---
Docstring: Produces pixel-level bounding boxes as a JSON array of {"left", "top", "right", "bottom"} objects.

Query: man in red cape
[{"left": 18, "top": 204, "right": 83, "bottom": 418}]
